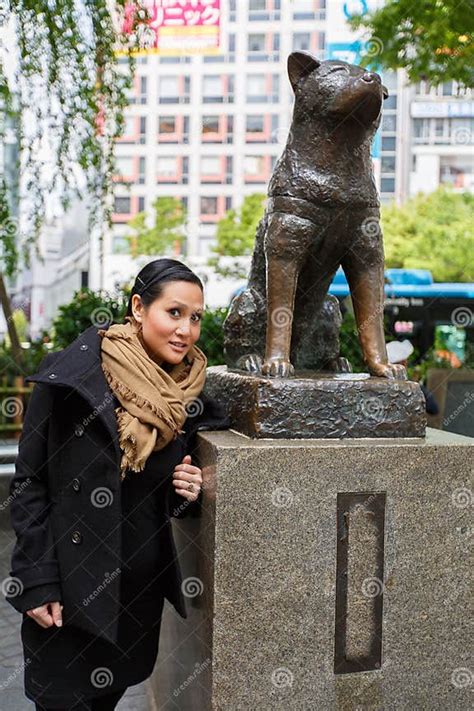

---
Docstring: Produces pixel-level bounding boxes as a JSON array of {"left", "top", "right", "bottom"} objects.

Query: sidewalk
[{"left": 0, "top": 504, "right": 152, "bottom": 709}]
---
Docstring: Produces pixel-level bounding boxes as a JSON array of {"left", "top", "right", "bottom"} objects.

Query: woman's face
[{"left": 131, "top": 280, "right": 204, "bottom": 366}]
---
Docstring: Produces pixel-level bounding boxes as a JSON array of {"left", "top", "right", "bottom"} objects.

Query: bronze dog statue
[{"left": 224, "top": 51, "right": 406, "bottom": 380}]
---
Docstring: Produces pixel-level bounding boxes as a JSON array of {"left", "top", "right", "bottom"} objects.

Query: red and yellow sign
[{"left": 121, "top": 0, "right": 221, "bottom": 55}]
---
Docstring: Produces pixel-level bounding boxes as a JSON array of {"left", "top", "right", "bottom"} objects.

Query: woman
[{"left": 6, "top": 259, "right": 230, "bottom": 710}]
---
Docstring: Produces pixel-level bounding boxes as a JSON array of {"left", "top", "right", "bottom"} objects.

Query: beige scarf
[{"left": 98, "top": 316, "right": 207, "bottom": 480}]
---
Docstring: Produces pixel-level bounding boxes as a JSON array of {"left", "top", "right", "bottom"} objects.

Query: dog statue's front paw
[
  {"left": 261, "top": 357, "right": 295, "bottom": 378},
  {"left": 236, "top": 353, "right": 263, "bottom": 373},
  {"left": 368, "top": 362, "right": 407, "bottom": 380}
]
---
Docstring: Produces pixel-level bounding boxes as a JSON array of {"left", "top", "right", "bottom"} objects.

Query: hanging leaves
[{"left": 0, "top": 0, "right": 152, "bottom": 275}]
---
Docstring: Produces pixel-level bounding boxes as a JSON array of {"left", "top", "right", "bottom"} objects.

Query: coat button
[
  {"left": 80, "top": 344, "right": 88, "bottom": 351},
  {"left": 74, "top": 424, "right": 85, "bottom": 437},
  {"left": 72, "top": 478, "right": 81, "bottom": 492},
  {"left": 71, "top": 530, "right": 82, "bottom": 544},
  {"left": 48, "top": 373, "right": 57, "bottom": 379}
]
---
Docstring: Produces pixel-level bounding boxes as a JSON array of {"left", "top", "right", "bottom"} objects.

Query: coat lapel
[{"left": 25, "top": 324, "right": 121, "bottom": 464}]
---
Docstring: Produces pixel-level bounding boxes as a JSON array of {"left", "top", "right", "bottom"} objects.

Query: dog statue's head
[{"left": 288, "top": 51, "right": 388, "bottom": 127}]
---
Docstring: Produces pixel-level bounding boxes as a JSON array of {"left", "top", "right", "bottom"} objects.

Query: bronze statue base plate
[{"left": 204, "top": 366, "right": 426, "bottom": 439}]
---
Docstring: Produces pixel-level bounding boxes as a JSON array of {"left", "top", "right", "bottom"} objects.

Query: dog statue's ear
[
  {"left": 382, "top": 85, "right": 389, "bottom": 100},
  {"left": 288, "top": 51, "right": 321, "bottom": 91}
]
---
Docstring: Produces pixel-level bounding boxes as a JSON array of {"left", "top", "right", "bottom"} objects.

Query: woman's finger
[
  {"left": 50, "top": 601, "right": 63, "bottom": 627},
  {"left": 174, "top": 463, "right": 201, "bottom": 476},
  {"left": 173, "top": 471, "right": 202, "bottom": 485},
  {"left": 27, "top": 605, "right": 54, "bottom": 628},
  {"left": 174, "top": 488, "right": 199, "bottom": 502}
]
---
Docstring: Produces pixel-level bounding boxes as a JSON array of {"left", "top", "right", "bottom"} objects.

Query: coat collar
[
  {"left": 26, "top": 322, "right": 230, "bottom": 463},
  {"left": 25, "top": 323, "right": 122, "bottom": 463}
]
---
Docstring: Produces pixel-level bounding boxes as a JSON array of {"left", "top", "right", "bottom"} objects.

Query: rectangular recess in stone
[{"left": 334, "top": 492, "right": 386, "bottom": 674}]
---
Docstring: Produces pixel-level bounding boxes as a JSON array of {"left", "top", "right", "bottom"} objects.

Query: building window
[
  {"left": 293, "top": 33, "right": 311, "bottom": 51},
  {"left": 381, "top": 156, "right": 396, "bottom": 173},
  {"left": 138, "top": 196, "right": 145, "bottom": 212},
  {"left": 139, "top": 117, "right": 146, "bottom": 143},
  {"left": 380, "top": 178, "right": 395, "bottom": 193},
  {"left": 157, "top": 156, "right": 177, "bottom": 179},
  {"left": 202, "top": 115, "right": 220, "bottom": 134},
  {"left": 225, "top": 196, "right": 232, "bottom": 211},
  {"left": 158, "top": 76, "right": 190, "bottom": 103},
  {"left": 248, "top": 33, "right": 266, "bottom": 61},
  {"left": 247, "top": 74, "right": 279, "bottom": 103},
  {"left": 246, "top": 115, "right": 264, "bottom": 132},
  {"left": 203, "top": 75, "right": 222, "bottom": 100},
  {"left": 139, "top": 76, "right": 147, "bottom": 104},
  {"left": 115, "top": 156, "right": 134, "bottom": 176},
  {"left": 159, "top": 116, "right": 176, "bottom": 134},
  {"left": 383, "top": 94, "right": 397, "bottom": 110},
  {"left": 292, "top": 0, "right": 316, "bottom": 21},
  {"left": 201, "top": 156, "right": 221, "bottom": 174},
  {"left": 200, "top": 196, "right": 218, "bottom": 214},
  {"left": 381, "top": 136, "right": 396, "bottom": 151},
  {"left": 138, "top": 156, "right": 146, "bottom": 184},
  {"left": 382, "top": 114, "right": 397, "bottom": 132},
  {"left": 248, "top": 0, "right": 280, "bottom": 21},
  {"left": 413, "top": 118, "right": 429, "bottom": 143},
  {"left": 114, "top": 197, "right": 131, "bottom": 214}
]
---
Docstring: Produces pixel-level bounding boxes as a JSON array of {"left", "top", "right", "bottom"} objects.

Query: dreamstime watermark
[
  {"left": 0, "top": 658, "right": 31, "bottom": 691},
  {"left": 90, "top": 306, "right": 113, "bottom": 328},
  {"left": 173, "top": 658, "right": 211, "bottom": 698},
  {"left": 444, "top": 391, "right": 473, "bottom": 428},
  {"left": 184, "top": 396, "right": 204, "bottom": 418},
  {"left": 81, "top": 391, "right": 114, "bottom": 428},
  {"left": 364, "top": 37, "right": 384, "bottom": 57},
  {"left": 270, "top": 307, "right": 293, "bottom": 329},
  {"left": 361, "top": 576, "right": 384, "bottom": 598},
  {"left": 450, "top": 666, "right": 472, "bottom": 689},
  {"left": 83, "top": 568, "right": 120, "bottom": 607},
  {"left": 0, "top": 476, "right": 31, "bottom": 512},
  {"left": 451, "top": 486, "right": 472, "bottom": 509},
  {"left": 1, "top": 575, "right": 24, "bottom": 599},
  {"left": 0, "top": 396, "right": 23, "bottom": 418},
  {"left": 361, "top": 216, "right": 381, "bottom": 239},
  {"left": 271, "top": 666, "right": 294, "bottom": 689},
  {"left": 358, "top": 396, "right": 384, "bottom": 420},
  {"left": 271, "top": 486, "right": 294, "bottom": 508},
  {"left": 451, "top": 307, "right": 473, "bottom": 328},
  {"left": 90, "top": 666, "right": 114, "bottom": 689},
  {"left": 181, "top": 576, "right": 204, "bottom": 598},
  {"left": 90, "top": 487, "right": 114, "bottom": 508}
]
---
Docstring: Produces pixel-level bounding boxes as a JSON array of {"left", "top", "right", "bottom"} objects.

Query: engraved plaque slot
[{"left": 334, "top": 492, "right": 386, "bottom": 674}]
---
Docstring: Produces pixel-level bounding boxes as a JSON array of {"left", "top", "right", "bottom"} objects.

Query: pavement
[{"left": 0, "top": 444, "right": 153, "bottom": 711}]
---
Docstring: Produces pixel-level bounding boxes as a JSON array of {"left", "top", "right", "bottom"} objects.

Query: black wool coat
[{"left": 7, "top": 324, "right": 229, "bottom": 645}]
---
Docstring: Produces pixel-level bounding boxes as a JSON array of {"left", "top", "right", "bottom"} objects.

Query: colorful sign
[{"left": 121, "top": 0, "right": 221, "bottom": 56}]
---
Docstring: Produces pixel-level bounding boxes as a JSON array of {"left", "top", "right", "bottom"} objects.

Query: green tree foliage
[
  {"left": 208, "top": 193, "right": 266, "bottom": 277},
  {"left": 349, "top": 0, "right": 474, "bottom": 86},
  {"left": 198, "top": 307, "right": 228, "bottom": 366},
  {"left": 382, "top": 188, "right": 474, "bottom": 282},
  {"left": 52, "top": 288, "right": 128, "bottom": 349},
  {"left": 124, "top": 197, "right": 187, "bottom": 257}
]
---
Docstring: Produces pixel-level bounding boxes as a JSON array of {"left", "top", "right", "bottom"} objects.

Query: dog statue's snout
[{"left": 361, "top": 72, "right": 379, "bottom": 84}]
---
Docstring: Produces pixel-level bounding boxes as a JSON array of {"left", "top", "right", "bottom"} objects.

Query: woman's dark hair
[{"left": 125, "top": 258, "right": 203, "bottom": 319}]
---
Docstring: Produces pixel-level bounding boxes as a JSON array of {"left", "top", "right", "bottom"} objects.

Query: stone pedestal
[
  {"left": 204, "top": 365, "right": 427, "bottom": 439},
  {"left": 150, "top": 428, "right": 473, "bottom": 710}
]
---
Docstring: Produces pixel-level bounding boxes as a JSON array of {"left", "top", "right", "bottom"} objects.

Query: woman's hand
[
  {"left": 26, "top": 601, "right": 63, "bottom": 628},
  {"left": 172, "top": 454, "right": 203, "bottom": 502}
]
